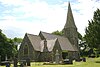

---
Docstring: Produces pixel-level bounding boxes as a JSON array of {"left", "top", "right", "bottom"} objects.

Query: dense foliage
[
  {"left": 84, "top": 9, "right": 100, "bottom": 51},
  {"left": 52, "top": 30, "right": 64, "bottom": 36},
  {"left": 0, "top": 29, "right": 22, "bottom": 61}
]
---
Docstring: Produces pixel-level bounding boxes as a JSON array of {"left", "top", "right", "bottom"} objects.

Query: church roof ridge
[
  {"left": 26, "top": 33, "right": 38, "bottom": 36},
  {"left": 40, "top": 31, "right": 78, "bottom": 51},
  {"left": 40, "top": 31, "right": 67, "bottom": 39}
]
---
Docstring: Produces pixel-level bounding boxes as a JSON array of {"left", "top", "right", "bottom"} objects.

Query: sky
[{"left": 0, "top": 0, "right": 100, "bottom": 38}]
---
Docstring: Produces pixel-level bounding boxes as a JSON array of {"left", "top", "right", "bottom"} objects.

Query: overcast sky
[{"left": 0, "top": 0, "right": 100, "bottom": 38}]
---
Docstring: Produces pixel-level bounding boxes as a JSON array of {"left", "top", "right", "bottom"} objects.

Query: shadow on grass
[{"left": 95, "top": 61, "right": 100, "bottom": 63}]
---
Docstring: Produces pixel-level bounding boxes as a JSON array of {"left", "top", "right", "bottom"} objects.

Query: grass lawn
[{"left": 0, "top": 57, "right": 100, "bottom": 67}]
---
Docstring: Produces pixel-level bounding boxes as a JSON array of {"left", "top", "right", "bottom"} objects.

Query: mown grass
[{"left": 0, "top": 57, "right": 100, "bottom": 67}]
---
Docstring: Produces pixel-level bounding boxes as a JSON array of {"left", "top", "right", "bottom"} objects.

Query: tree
[
  {"left": 0, "top": 30, "right": 14, "bottom": 60},
  {"left": 78, "top": 32, "right": 83, "bottom": 41},
  {"left": 52, "top": 30, "right": 64, "bottom": 36},
  {"left": 84, "top": 9, "right": 100, "bottom": 51},
  {"left": 12, "top": 37, "right": 22, "bottom": 57},
  {"left": 13, "top": 37, "right": 22, "bottom": 44},
  {"left": 12, "top": 37, "right": 22, "bottom": 49},
  {"left": 0, "top": 30, "right": 22, "bottom": 61}
]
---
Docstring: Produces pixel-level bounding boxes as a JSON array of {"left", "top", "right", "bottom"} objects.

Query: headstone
[
  {"left": 26, "top": 58, "right": 30, "bottom": 66},
  {"left": 5, "top": 54, "right": 7, "bottom": 61},
  {"left": 69, "top": 58, "right": 73, "bottom": 64},
  {"left": 55, "top": 50, "right": 60, "bottom": 64},
  {"left": 14, "top": 58, "right": 18, "bottom": 67},
  {"left": 63, "top": 59, "right": 69, "bottom": 64},
  {"left": 79, "top": 58, "right": 83, "bottom": 61},
  {"left": 23, "top": 60, "right": 26, "bottom": 66},
  {"left": 83, "top": 58, "right": 86, "bottom": 62}
]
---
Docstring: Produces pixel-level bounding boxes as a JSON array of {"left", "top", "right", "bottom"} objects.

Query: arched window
[{"left": 24, "top": 45, "right": 28, "bottom": 55}]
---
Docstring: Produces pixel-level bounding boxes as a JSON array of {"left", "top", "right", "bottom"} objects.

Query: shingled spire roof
[{"left": 64, "top": 2, "right": 77, "bottom": 28}]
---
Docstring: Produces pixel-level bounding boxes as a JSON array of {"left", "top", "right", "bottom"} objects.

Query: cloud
[
  {"left": 0, "top": 0, "right": 67, "bottom": 38},
  {"left": 0, "top": 19, "right": 42, "bottom": 38},
  {"left": 0, "top": 0, "right": 100, "bottom": 38},
  {"left": 70, "top": 0, "right": 100, "bottom": 35}
]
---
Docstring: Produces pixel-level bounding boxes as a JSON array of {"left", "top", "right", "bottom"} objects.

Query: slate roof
[
  {"left": 27, "top": 33, "right": 41, "bottom": 51},
  {"left": 26, "top": 33, "right": 58, "bottom": 52},
  {"left": 26, "top": 31, "right": 78, "bottom": 52},
  {"left": 39, "top": 31, "right": 78, "bottom": 51},
  {"left": 40, "top": 38, "right": 57, "bottom": 52}
]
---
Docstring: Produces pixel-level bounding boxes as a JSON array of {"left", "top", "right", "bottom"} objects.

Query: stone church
[{"left": 18, "top": 3, "right": 80, "bottom": 62}]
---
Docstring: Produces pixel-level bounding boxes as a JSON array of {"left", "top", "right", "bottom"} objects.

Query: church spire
[
  {"left": 63, "top": 2, "right": 80, "bottom": 60},
  {"left": 64, "top": 2, "right": 77, "bottom": 28}
]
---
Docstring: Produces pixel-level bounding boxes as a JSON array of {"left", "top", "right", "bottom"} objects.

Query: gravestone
[
  {"left": 83, "top": 58, "right": 86, "bottom": 62},
  {"left": 5, "top": 55, "right": 7, "bottom": 61},
  {"left": 63, "top": 58, "right": 69, "bottom": 64},
  {"left": 55, "top": 50, "right": 60, "bottom": 64},
  {"left": 23, "top": 60, "right": 26, "bottom": 66},
  {"left": 14, "top": 58, "right": 18, "bottom": 67},
  {"left": 68, "top": 55, "right": 73, "bottom": 64},
  {"left": 26, "top": 58, "right": 30, "bottom": 66},
  {"left": 69, "top": 58, "right": 73, "bottom": 64}
]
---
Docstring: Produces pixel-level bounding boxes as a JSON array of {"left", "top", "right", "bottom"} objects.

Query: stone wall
[{"left": 18, "top": 35, "right": 35, "bottom": 61}]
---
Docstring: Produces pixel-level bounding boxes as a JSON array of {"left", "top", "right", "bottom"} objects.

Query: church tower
[{"left": 63, "top": 2, "right": 80, "bottom": 60}]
